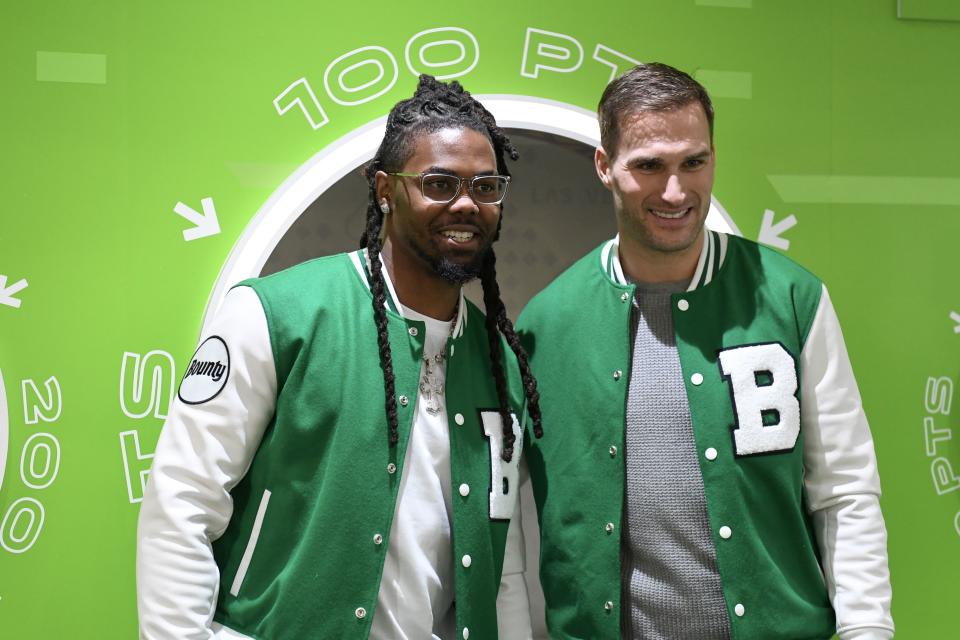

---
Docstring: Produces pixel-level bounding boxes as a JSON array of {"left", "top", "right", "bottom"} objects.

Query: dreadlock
[{"left": 359, "top": 74, "right": 543, "bottom": 461}]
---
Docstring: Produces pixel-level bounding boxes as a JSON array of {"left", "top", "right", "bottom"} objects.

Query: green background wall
[{"left": 1, "top": 1, "right": 957, "bottom": 636}]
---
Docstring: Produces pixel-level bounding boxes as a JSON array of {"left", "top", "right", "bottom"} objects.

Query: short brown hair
[{"left": 598, "top": 62, "right": 714, "bottom": 156}]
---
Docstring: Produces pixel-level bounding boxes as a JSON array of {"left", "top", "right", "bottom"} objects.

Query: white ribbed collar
[
  {"left": 600, "top": 229, "right": 728, "bottom": 291},
  {"left": 349, "top": 249, "right": 468, "bottom": 339}
]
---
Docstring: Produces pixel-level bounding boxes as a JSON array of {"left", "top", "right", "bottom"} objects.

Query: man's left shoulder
[
  {"left": 719, "top": 234, "right": 826, "bottom": 342},
  {"left": 723, "top": 233, "right": 823, "bottom": 292},
  {"left": 461, "top": 298, "right": 525, "bottom": 399},
  {"left": 461, "top": 297, "right": 514, "bottom": 355}
]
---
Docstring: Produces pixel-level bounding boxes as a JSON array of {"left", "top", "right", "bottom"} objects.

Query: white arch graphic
[{"left": 201, "top": 96, "right": 741, "bottom": 332}]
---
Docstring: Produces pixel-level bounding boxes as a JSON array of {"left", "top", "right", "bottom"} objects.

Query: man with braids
[
  {"left": 517, "top": 63, "right": 893, "bottom": 639},
  {"left": 137, "top": 74, "right": 542, "bottom": 640}
]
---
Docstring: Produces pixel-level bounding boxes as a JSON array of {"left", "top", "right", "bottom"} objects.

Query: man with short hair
[
  {"left": 137, "top": 75, "right": 541, "bottom": 640},
  {"left": 518, "top": 63, "right": 893, "bottom": 639}
]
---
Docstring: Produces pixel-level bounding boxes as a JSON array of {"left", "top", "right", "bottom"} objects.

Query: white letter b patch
[
  {"left": 719, "top": 343, "right": 800, "bottom": 456},
  {"left": 479, "top": 410, "right": 522, "bottom": 521}
]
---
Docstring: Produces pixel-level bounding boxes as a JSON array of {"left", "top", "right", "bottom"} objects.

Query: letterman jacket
[
  {"left": 517, "top": 231, "right": 893, "bottom": 640},
  {"left": 137, "top": 251, "right": 529, "bottom": 640}
]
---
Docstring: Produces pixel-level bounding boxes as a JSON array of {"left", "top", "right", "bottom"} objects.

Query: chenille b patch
[
  {"left": 718, "top": 342, "right": 800, "bottom": 456},
  {"left": 178, "top": 335, "right": 230, "bottom": 405},
  {"left": 479, "top": 410, "right": 523, "bottom": 521}
]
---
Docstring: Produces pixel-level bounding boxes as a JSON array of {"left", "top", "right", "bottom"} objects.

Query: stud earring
[{"left": 379, "top": 200, "right": 390, "bottom": 214}]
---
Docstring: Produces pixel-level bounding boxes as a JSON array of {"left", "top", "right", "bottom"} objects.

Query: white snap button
[
  {"left": 459, "top": 483, "right": 470, "bottom": 497},
  {"left": 373, "top": 533, "right": 383, "bottom": 545},
  {"left": 705, "top": 447, "right": 718, "bottom": 461},
  {"left": 678, "top": 299, "right": 690, "bottom": 311},
  {"left": 454, "top": 413, "right": 465, "bottom": 425},
  {"left": 719, "top": 525, "right": 732, "bottom": 539},
  {"left": 461, "top": 554, "right": 472, "bottom": 568},
  {"left": 691, "top": 373, "right": 704, "bottom": 386},
  {"left": 462, "top": 628, "right": 470, "bottom": 639},
  {"left": 408, "top": 326, "right": 418, "bottom": 337},
  {"left": 605, "top": 522, "right": 615, "bottom": 534},
  {"left": 609, "top": 445, "right": 618, "bottom": 457},
  {"left": 613, "top": 370, "right": 622, "bottom": 381},
  {"left": 604, "top": 600, "right": 614, "bottom": 611},
  {"left": 386, "top": 463, "right": 397, "bottom": 474},
  {"left": 355, "top": 607, "right": 367, "bottom": 619},
  {"left": 734, "top": 603, "right": 745, "bottom": 617},
  {"left": 398, "top": 395, "right": 409, "bottom": 406},
  {"left": 620, "top": 292, "right": 629, "bottom": 302}
]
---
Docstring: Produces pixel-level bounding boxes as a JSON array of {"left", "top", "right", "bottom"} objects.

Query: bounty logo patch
[{"left": 178, "top": 336, "right": 230, "bottom": 405}]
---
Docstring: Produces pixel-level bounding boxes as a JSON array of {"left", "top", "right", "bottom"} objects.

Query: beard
[
  {"left": 414, "top": 243, "right": 490, "bottom": 284},
  {"left": 382, "top": 214, "right": 498, "bottom": 285}
]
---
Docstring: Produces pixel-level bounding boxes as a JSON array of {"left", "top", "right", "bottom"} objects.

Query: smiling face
[
  {"left": 377, "top": 126, "right": 501, "bottom": 286},
  {"left": 596, "top": 101, "right": 715, "bottom": 279}
]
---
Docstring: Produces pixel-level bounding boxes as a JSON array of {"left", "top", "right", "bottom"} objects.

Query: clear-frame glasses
[{"left": 388, "top": 172, "right": 511, "bottom": 205}]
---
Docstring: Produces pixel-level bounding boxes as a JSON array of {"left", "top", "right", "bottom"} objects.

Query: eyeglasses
[{"left": 388, "top": 172, "right": 511, "bottom": 205}]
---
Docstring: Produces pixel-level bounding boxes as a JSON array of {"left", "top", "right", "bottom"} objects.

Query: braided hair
[{"left": 359, "top": 74, "right": 543, "bottom": 461}]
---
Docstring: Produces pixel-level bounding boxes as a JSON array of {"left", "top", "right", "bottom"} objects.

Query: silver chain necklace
[{"left": 418, "top": 301, "right": 459, "bottom": 416}]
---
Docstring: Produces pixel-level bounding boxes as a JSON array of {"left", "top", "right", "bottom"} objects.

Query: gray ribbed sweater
[{"left": 620, "top": 280, "right": 730, "bottom": 640}]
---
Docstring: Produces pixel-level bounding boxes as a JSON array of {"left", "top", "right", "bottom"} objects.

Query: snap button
[
  {"left": 462, "top": 628, "right": 470, "bottom": 639},
  {"left": 605, "top": 522, "right": 615, "bottom": 534},
  {"left": 691, "top": 373, "right": 704, "bottom": 386},
  {"left": 734, "top": 603, "right": 745, "bottom": 617},
  {"left": 373, "top": 533, "right": 383, "bottom": 545},
  {"left": 620, "top": 292, "right": 629, "bottom": 302},
  {"left": 705, "top": 447, "right": 718, "bottom": 461},
  {"left": 355, "top": 607, "right": 367, "bottom": 619},
  {"left": 398, "top": 395, "right": 409, "bottom": 406},
  {"left": 613, "top": 370, "right": 622, "bottom": 381},
  {"left": 454, "top": 413, "right": 465, "bottom": 426},
  {"left": 677, "top": 299, "right": 690, "bottom": 311},
  {"left": 604, "top": 600, "right": 614, "bottom": 611},
  {"left": 461, "top": 554, "right": 472, "bottom": 568},
  {"left": 408, "top": 326, "right": 418, "bottom": 337},
  {"left": 609, "top": 445, "right": 618, "bottom": 457},
  {"left": 459, "top": 483, "right": 470, "bottom": 497},
  {"left": 386, "top": 463, "right": 397, "bottom": 474},
  {"left": 719, "top": 525, "right": 732, "bottom": 539}
]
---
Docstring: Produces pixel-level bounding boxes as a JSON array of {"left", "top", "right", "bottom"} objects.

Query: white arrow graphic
[
  {"left": 758, "top": 208, "right": 797, "bottom": 250},
  {"left": 0, "top": 275, "right": 28, "bottom": 309},
  {"left": 174, "top": 197, "right": 220, "bottom": 241},
  {"left": 951, "top": 311, "right": 960, "bottom": 334}
]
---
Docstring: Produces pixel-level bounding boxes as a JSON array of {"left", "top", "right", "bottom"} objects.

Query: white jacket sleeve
[
  {"left": 800, "top": 285, "right": 894, "bottom": 640},
  {"left": 137, "top": 286, "right": 277, "bottom": 640},
  {"left": 497, "top": 456, "right": 534, "bottom": 640}
]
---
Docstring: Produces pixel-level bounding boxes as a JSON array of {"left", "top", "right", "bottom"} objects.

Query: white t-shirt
[
  {"left": 370, "top": 301, "right": 532, "bottom": 640},
  {"left": 371, "top": 307, "right": 458, "bottom": 639}
]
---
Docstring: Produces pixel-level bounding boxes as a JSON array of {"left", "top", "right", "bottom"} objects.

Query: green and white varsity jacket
[
  {"left": 517, "top": 231, "right": 893, "bottom": 640},
  {"left": 137, "top": 251, "right": 528, "bottom": 640}
]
